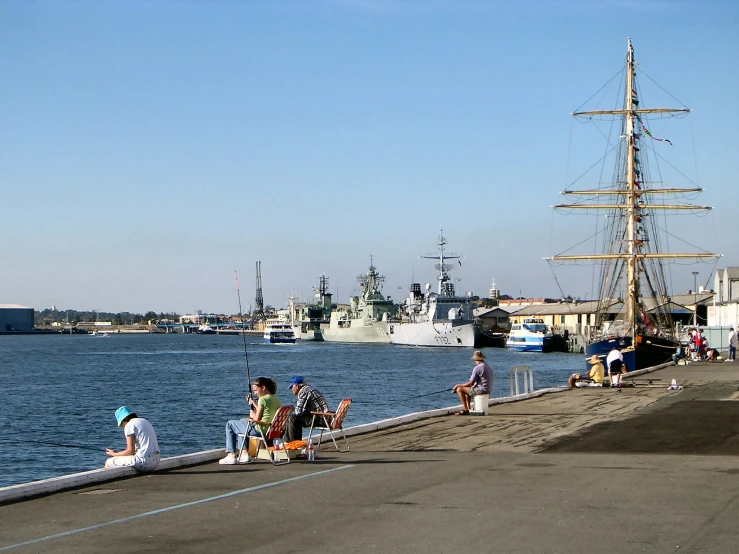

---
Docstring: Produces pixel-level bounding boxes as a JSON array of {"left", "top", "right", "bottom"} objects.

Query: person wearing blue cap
[
  {"left": 283, "top": 376, "right": 330, "bottom": 443},
  {"left": 104, "top": 406, "right": 160, "bottom": 472}
]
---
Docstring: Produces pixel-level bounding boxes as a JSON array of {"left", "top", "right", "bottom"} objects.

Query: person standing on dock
[
  {"left": 220, "top": 377, "right": 281, "bottom": 465},
  {"left": 283, "top": 376, "right": 331, "bottom": 443},
  {"left": 606, "top": 348, "right": 626, "bottom": 387},
  {"left": 727, "top": 327, "right": 736, "bottom": 362},
  {"left": 104, "top": 406, "right": 160, "bottom": 472},
  {"left": 452, "top": 351, "right": 493, "bottom": 416}
]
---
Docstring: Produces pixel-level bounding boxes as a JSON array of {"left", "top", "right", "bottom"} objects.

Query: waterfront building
[
  {"left": 0, "top": 304, "right": 34, "bottom": 332},
  {"left": 708, "top": 267, "right": 739, "bottom": 327}
]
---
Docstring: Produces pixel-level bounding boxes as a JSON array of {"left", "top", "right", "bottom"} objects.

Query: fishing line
[
  {"left": 352, "top": 388, "right": 452, "bottom": 404},
  {"left": 0, "top": 438, "right": 104, "bottom": 452},
  {"left": 235, "top": 271, "right": 253, "bottom": 401}
]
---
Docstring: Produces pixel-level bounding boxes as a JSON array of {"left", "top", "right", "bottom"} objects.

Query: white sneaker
[
  {"left": 218, "top": 453, "right": 237, "bottom": 465},
  {"left": 238, "top": 452, "right": 252, "bottom": 464}
]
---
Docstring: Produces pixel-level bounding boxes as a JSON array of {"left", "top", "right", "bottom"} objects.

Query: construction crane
[{"left": 252, "top": 261, "right": 265, "bottom": 323}]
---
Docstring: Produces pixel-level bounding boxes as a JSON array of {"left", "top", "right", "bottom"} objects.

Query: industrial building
[{"left": 0, "top": 304, "right": 34, "bottom": 332}]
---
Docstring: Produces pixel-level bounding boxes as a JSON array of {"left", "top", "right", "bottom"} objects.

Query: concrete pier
[{"left": 1, "top": 361, "right": 738, "bottom": 553}]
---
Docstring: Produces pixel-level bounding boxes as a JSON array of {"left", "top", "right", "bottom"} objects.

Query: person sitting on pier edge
[
  {"left": 219, "top": 377, "right": 281, "bottom": 465},
  {"left": 452, "top": 350, "right": 493, "bottom": 416},
  {"left": 282, "top": 376, "right": 330, "bottom": 444},
  {"left": 606, "top": 348, "right": 627, "bottom": 387},
  {"left": 105, "top": 406, "right": 160, "bottom": 472},
  {"left": 567, "top": 355, "right": 604, "bottom": 389}
]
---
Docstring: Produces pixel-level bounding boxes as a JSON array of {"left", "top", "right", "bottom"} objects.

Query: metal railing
[{"left": 509, "top": 365, "right": 534, "bottom": 396}]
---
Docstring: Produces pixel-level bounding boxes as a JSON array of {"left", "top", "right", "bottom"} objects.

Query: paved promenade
[{"left": 1, "top": 362, "right": 738, "bottom": 553}]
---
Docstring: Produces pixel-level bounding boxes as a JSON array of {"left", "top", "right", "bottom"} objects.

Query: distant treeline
[{"left": 34, "top": 309, "right": 181, "bottom": 326}]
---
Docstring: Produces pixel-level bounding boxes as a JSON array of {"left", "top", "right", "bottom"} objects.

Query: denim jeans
[{"left": 225, "top": 419, "right": 261, "bottom": 452}]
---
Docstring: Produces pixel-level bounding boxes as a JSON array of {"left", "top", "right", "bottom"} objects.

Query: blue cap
[
  {"left": 115, "top": 406, "right": 134, "bottom": 427},
  {"left": 289, "top": 376, "right": 304, "bottom": 387}
]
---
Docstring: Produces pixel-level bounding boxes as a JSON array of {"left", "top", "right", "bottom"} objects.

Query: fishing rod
[
  {"left": 411, "top": 388, "right": 453, "bottom": 399},
  {"left": 235, "top": 271, "right": 253, "bottom": 402},
  {"left": 1, "top": 438, "right": 104, "bottom": 452}
]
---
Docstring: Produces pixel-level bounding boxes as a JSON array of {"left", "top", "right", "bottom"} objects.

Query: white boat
[
  {"left": 545, "top": 38, "right": 720, "bottom": 370},
  {"left": 389, "top": 232, "right": 480, "bottom": 348},
  {"left": 321, "top": 260, "right": 394, "bottom": 344},
  {"left": 263, "top": 323, "right": 297, "bottom": 344},
  {"left": 197, "top": 324, "right": 216, "bottom": 334},
  {"left": 506, "top": 318, "right": 554, "bottom": 352}
]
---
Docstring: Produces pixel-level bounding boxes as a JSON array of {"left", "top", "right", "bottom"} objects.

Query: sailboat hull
[{"left": 585, "top": 335, "right": 678, "bottom": 371}]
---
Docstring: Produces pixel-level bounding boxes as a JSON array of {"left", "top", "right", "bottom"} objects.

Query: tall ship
[
  {"left": 546, "top": 38, "right": 720, "bottom": 371},
  {"left": 296, "top": 274, "right": 333, "bottom": 341},
  {"left": 321, "top": 259, "right": 394, "bottom": 344},
  {"left": 389, "top": 232, "right": 480, "bottom": 348}
]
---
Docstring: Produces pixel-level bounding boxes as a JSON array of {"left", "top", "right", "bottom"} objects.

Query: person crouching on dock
[
  {"left": 105, "top": 406, "right": 160, "bottom": 472},
  {"left": 452, "top": 350, "right": 493, "bottom": 415}
]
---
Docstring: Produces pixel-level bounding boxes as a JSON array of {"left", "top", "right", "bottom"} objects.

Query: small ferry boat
[
  {"left": 263, "top": 323, "right": 297, "bottom": 344},
  {"left": 197, "top": 324, "right": 216, "bottom": 335},
  {"left": 506, "top": 318, "right": 554, "bottom": 352}
]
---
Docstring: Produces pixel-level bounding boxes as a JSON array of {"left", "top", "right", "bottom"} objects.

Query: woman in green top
[{"left": 220, "top": 376, "right": 281, "bottom": 465}]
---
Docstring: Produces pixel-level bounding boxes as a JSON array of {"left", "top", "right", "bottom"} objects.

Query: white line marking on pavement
[{"left": 0, "top": 465, "right": 354, "bottom": 552}]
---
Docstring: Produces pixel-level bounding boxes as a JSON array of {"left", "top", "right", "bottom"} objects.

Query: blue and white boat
[
  {"left": 263, "top": 323, "right": 297, "bottom": 344},
  {"left": 506, "top": 318, "right": 554, "bottom": 352}
]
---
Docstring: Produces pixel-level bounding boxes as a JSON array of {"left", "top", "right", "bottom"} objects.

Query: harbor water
[{"left": 0, "top": 334, "right": 582, "bottom": 487}]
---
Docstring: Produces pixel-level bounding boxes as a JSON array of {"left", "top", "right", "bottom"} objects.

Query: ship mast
[
  {"left": 421, "top": 230, "right": 460, "bottom": 295},
  {"left": 546, "top": 37, "right": 720, "bottom": 339},
  {"left": 624, "top": 38, "right": 637, "bottom": 339}
]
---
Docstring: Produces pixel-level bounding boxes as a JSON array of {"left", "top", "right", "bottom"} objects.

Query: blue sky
[{"left": 1, "top": 0, "right": 737, "bottom": 314}]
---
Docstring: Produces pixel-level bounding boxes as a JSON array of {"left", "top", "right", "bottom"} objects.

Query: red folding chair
[
  {"left": 308, "top": 398, "right": 351, "bottom": 452},
  {"left": 238, "top": 405, "right": 293, "bottom": 465}
]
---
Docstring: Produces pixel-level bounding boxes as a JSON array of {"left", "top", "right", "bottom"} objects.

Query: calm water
[{"left": 0, "top": 334, "right": 581, "bottom": 487}]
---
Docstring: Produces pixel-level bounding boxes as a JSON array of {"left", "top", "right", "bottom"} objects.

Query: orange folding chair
[
  {"left": 308, "top": 398, "right": 351, "bottom": 452},
  {"left": 238, "top": 405, "right": 293, "bottom": 465}
]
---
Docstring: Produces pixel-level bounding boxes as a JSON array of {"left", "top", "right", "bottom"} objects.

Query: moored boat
[
  {"left": 321, "top": 259, "right": 393, "bottom": 344},
  {"left": 506, "top": 318, "right": 554, "bottom": 352},
  {"left": 389, "top": 232, "right": 480, "bottom": 348},
  {"left": 296, "top": 274, "right": 333, "bottom": 341}
]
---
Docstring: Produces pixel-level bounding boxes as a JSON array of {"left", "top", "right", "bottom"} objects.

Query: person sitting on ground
[
  {"left": 606, "top": 348, "right": 627, "bottom": 387},
  {"left": 705, "top": 347, "right": 720, "bottom": 362},
  {"left": 568, "top": 355, "right": 605, "bottom": 388},
  {"left": 219, "top": 376, "right": 281, "bottom": 465},
  {"left": 105, "top": 406, "right": 160, "bottom": 472},
  {"left": 283, "top": 376, "right": 330, "bottom": 443},
  {"left": 452, "top": 350, "right": 493, "bottom": 415}
]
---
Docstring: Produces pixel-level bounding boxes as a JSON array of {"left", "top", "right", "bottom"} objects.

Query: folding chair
[
  {"left": 308, "top": 398, "right": 351, "bottom": 452},
  {"left": 237, "top": 405, "right": 293, "bottom": 465}
]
